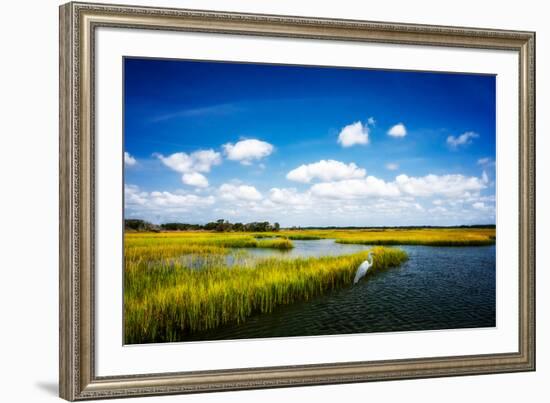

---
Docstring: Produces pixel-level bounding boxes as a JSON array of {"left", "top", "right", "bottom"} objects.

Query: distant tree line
[
  {"left": 124, "top": 219, "right": 161, "bottom": 232},
  {"left": 125, "top": 218, "right": 280, "bottom": 233},
  {"left": 125, "top": 219, "right": 494, "bottom": 232}
]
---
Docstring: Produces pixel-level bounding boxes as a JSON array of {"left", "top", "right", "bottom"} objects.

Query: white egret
[{"left": 353, "top": 252, "right": 374, "bottom": 284}]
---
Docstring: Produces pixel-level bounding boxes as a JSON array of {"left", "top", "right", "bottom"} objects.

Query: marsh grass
[
  {"left": 330, "top": 228, "right": 495, "bottom": 246},
  {"left": 125, "top": 232, "right": 293, "bottom": 256},
  {"left": 276, "top": 228, "right": 496, "bottom": 246},
  {"left": 123, "top": 227, "right": 492, "bottom": 344},
  {"left": 257, "top": 238, "right": 293, "bottom": 249},
  {"left": 285, "top": 234, "right": 323, "bottom": 240},
  {"left": 124, "top": 245, "right": 407, "bottom": 344},
  {"left": 251, "top": 232, "right": 323, "bottom": 240}
]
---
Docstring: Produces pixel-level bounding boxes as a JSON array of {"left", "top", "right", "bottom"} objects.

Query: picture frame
[{"left": 59, "top": 2, "right": 535, "bottom": 400}]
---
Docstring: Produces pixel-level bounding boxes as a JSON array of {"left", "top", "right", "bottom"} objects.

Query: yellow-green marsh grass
[
  {"left": 124, "top": 246, "right": 407, "bottom": 344},
  {"left": 331, "top": 228, "right": 495, "bottom": 246},
  {"left": 125, "top": 232, "right": 293, "bottom": 259},
  {"left": 186, "top": 227, "right": 496, "bottom": 246},
  {"left": 124, "top": 228, "right": 492, "bottom": 343},
  {"left": 276, "top": 228, "right": 496, "bottom": 246}
]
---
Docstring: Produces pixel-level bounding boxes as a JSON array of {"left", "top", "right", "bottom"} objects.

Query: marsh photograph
[{"left": 123, "top": 58, "right": 496, "bottom": 345}]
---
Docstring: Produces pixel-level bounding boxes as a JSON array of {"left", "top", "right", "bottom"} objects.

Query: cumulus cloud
[
  {"left": 182, "top": 172, "right": 208, "bottom": 188},
  {"left": 156, "top": 149, "right": 221, "bottom": 187},
  {"left": 125, "top": 171, "right": 495, "bottom": 226},
  {"left": 387, "top": 123, "right": 407, "bottom": 137},
  {"left": 219, "top": 183, "right": 263, "bottom": 201},
  {"left": 385, "top": 162, "right": 399, "bottom": 171},
  {"left": 367, "top": 117, "right": 376, "bottom": 127},
  {"left": 148, "top": 190, "right": 215, "bottom": 207},
  {"left": 269, "top": 187, "right": 312, "bottom": 206},
  {"left": 157, "top": 149, "right": 221, "bottom": 174},
  {"left": 447, "top": 131, "right": 479, "bottom": 148},
  {"left": 125, "top": 184, "right": 215, "bottom": 217},
  {"left": 125, "top": 184, "right": 147, "bottom": 205},
  {"left": 337, "top": 121, "right": 369, "bottom": 147},
  {"left": 223, "top": 139, "right": 274, "bottom": 165},
  {"left": 395, "top": 173, "right": 486, "bottom": 198},
  {"left": 472, "top": 202, "right": 486, "bottom": 210},
  {"left": 286, "top": 160, "right": 366, "bottom": 183},
  {"left": 311, "top": 177, "right": 401, "bottom": 199},
  {"left": 307, "top": 172, "right": 487, "bottom": 200},
  {"left": 124, "top": 152, "right": 137, "bottom": 166}
]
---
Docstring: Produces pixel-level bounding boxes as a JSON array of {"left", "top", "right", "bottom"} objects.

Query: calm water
[
  {"left": 174, "top": 239, "right": 374, "bottom": 268},
  {"left": 180, "top": 240, "right": 496, "bottom": 341},
  {"left": 246, "top": 239, "right": 375, "bottom": 258}
]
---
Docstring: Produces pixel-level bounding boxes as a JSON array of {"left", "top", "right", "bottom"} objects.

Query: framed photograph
[{"left": 59, "top": 2, "right": 535, "bottom": 400}]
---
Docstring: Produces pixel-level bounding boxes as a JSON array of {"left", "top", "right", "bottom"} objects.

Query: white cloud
[
  {"left": 157, "top": 149, "right": 221, "bottom": 174},
  {"left": 124, "top": 152, "right": 137, "bottom": 166},
  {"left": 482, "top": 170, "right": 489, "bottom": 184},
  {"left": 286, "top": 160, "right": 366, "bottom": 183},
  {"left": 477, "top": 157, "right": 490, "bottom": 165},
  {"left": 478, "top": 157, "right": 495, "bottom": 168},
  {"left": 472, "top": 202, "right": 486, "bottom": 210},
  {"left": 308, "top": 172, "right": 487, "bottom": 200},
  {"left": 219, "top": 183, "right": 262, "bottom": 201},
  {"left": 182, "top": 172, "right": 208, "bottom": 188},
  {"left": 223, "top": 139, "right": 274, "bottom": 165},
  {"left": 430, "top": 206, "right": 448, "bottom": 213},
  {"left": 125, "top": 184, "right": 147, "bottom": 205},
  {"left": 447, "top": 131, "right": 479, "bottom": 148},
  {"left": 125, "top": 184, "right": 215, "bottom": 219},
  {"left": 367, "top": 117, "right": 376, "bottom": 126},
  {"left": 190, "top": 149, "right": 223, "bottom": 172},
  {"left": 269, "top": 187, "right": 312, "bottom": 206},
  {"left": 387, "top": 123, "right": 407, "bottom": 137},
  {"left": 156, "top": 149, "right": 221, "bottom": 187},
  {"left": 311, "top": 177, "right": 401, "bottom": 199},
  {"left": 385, "top": 162, "right": 399, "bottom": 171},
  {"left": 395, "top": 173, "right": 486, "bottom": 198},
  {"left": 337, "top": 121, "right": 369, "bottom": 147},
  {"left": 149, "top": 191, "right": 215, "bottom": 207}
]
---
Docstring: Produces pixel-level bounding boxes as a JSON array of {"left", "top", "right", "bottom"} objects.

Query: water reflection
[{"left": 169, "top": 239, "right": 373, "bottom": 269}]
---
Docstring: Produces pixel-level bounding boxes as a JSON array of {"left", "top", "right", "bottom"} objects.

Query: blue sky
[{"left": 124, "top": 57, "right": 496, "bottom": 227}]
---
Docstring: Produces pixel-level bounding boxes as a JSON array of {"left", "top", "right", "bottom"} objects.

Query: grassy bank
[
  {"left": 126, "top": 227, "right": 495, "bottom": 249},
  {"left": 125, "top": 232, "right": 293, "bottom": 260},
  {"left": 331, "top": 228, "right": 495, "bottom": 246},
  {"left": 170, "top": 228, "right": 496, "bottom": 246},
  {"left": 272, "top": 228, "right": 495, "bottom": 246},
  {"left": 124, "top": 246, "right": 407, "bottom": 344}
]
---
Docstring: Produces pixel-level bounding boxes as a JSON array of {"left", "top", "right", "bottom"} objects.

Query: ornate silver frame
[{"left": 59, "top": 2, "right": 535, "bottom": 400}]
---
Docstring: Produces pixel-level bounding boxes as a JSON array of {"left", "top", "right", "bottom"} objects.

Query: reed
[{"left": 124, "top": 246, "right": 407, "bottom": 344}]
